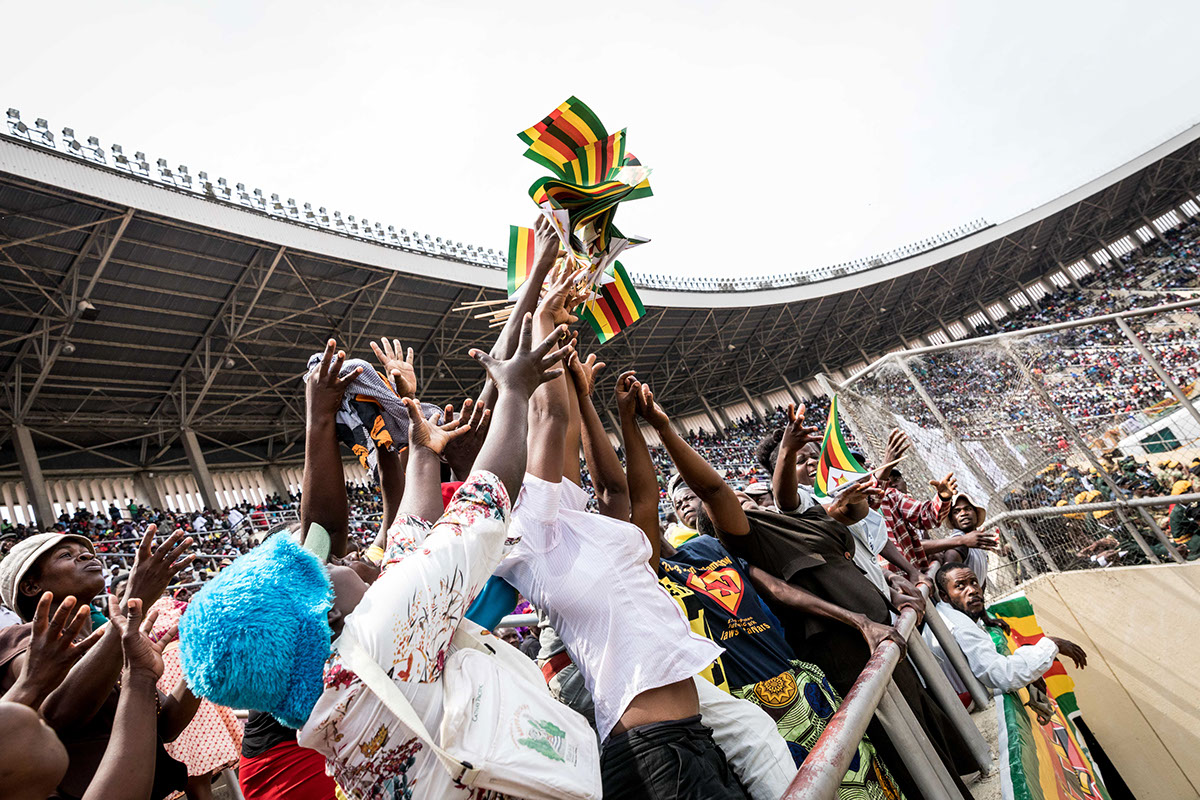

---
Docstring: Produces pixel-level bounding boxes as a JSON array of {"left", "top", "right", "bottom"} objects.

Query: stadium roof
[{"left": 4, "top": 114, "right": 1200, "bottom": 474}]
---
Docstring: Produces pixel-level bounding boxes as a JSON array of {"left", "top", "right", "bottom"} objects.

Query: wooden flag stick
[{"left": 452, "top": 298, "right": 510, "bottom": 312}]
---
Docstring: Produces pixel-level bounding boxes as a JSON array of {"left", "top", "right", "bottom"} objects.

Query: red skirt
[{"left": 238, "top": 740, "right": 336, "bottom": 800}]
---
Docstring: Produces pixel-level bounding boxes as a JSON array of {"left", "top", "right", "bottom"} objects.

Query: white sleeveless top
[{"left": 496, "top": 474, "right": 722, "bottom": 742}]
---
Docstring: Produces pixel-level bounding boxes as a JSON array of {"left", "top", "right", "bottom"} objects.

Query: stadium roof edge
[{"left": 5, "top": 116, "right": 1200, "bottom": 310}]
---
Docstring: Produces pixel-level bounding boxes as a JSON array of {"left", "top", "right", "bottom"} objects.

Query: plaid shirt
[{"left": 879, "top": 487, "right": 946, "bottom": 571}]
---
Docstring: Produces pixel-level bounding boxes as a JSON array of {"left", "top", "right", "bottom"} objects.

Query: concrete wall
[{"left": 1016, "top": 563, "right": 1200, "bottom": 800}]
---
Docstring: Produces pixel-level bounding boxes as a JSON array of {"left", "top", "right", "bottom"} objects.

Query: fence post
[
  {"left": 1113, "top": 315, "right": 1200, "bottom": 445},
  {"left": 906, "top": 630, "right": 994, "bottom": 774},
  {"left": 999, "top": 339, "right": 1183, "bottom": 564},
  {"left": 876, "top": 681, "right": 961, "bottom": 800}
]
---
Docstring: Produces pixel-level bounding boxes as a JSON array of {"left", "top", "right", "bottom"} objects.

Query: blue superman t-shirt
[{"left": 658, "top": 534, "right": 796, "bottom": 692}]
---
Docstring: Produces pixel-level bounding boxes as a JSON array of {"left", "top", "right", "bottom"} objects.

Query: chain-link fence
[{"left": 825, "top": 298, "right": 1200, "bottom": 596}]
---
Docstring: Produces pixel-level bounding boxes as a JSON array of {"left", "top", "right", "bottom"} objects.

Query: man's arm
[
  {"left": 772, "top": 404, "right": 819, "bottom": 513},
  {"left": 396, "top": 399, "right": 475, "bottom": 522},
  {"left": 945, "top": 610, "right": 1059, "bottom": 693},
  {"left": 526, "top": 269, "right": 579, "bottom": 483},
  {"left": 880, "top": 539, "right": 925, "bottom": 586},
  {"left": 376, "top": 444, "right": 407, "bottom": 534},
  {"left": 157, "top": 679, "right": 201, "bottom": 743},
  {"left": 638, "top": 382, "right": 749, "bottom": 536},
  {"left": 617, "top": 371, "right": 662, "bottom": 568},
  {"left": 921, "top": 529, "right": 1000, "bottom": 557},
  {"left": 301, "top": 339, "right": 361, "bottom": 558},
  {"left": 569, "top": 353, "right": 630, "bottom": 520},
  {"left": 747, "top": 565, "right": 907, "bottom": 656}
]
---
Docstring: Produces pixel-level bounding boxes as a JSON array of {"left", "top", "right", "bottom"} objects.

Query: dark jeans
[{"left": 600, "top": 715, "right": 750, "bottom": 800}]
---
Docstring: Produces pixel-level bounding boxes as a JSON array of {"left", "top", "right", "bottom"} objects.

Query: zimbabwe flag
[
  {"left": 986, "top": 594, "right": 1110, "bottom": 800},
  {"left": 814, "top": 395, "right": 869, "bottom": 498},
  {"left": 518, "top": 96, "right": 608, "bottom": 179},
  {"left": 581, "top": 261, "right": 645, "bottom": 343},
  {"left": 507, "top": 225, "right": 536, "bottom": 297}
]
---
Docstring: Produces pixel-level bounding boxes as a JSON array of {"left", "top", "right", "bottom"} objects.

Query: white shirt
[
  {"left": 794, "top": 485, "right": 889, "bottom": 593},
  {"left": 497, "top": 474, "right": 722, "bottom": 742},
  {"left": 928, "top": 601, "right": 1058, "bottom": 695},
  {"left": 949, "top": 529, "right": 991, "bottom": 591}
]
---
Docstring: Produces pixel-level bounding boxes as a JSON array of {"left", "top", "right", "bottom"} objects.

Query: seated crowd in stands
[{"left": 2, "top": 214, "right": 1197, "bottom": 799}]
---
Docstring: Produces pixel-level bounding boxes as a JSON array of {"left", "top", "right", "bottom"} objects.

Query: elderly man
[{"left": 929, "top": 562, "right": 1087, "bottom": 694}]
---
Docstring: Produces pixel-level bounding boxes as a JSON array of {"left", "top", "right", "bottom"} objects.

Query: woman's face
[
  {"left": 20, "top": 542, "right": 105, "bottom": 609},
  {"left": 326, "top": 564, "right": 369, "bottom": 640}
]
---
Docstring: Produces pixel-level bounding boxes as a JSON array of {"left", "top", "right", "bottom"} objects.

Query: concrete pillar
[
  {"left": 181, "top": 429, "right": 220, "bottom": 511},
  {"left": 264, "top": 465, "right": 290, "bottom": 502},
  {"left": 602, "top": 407, "right": 623, "bottom": 437},
  {"left": 699, "top": 395, "right": 726, "bottom": 434},
  {"left": 1142, "top": 217, "right": 1164, "bottom": 242},
  {"left": 15, "top": 483, "right": 33, "bottom": 526},
  {"left": 740, "top": 386, "right": 764, "bottom": 422},
  {"left": 12, "top": 425, "right": 54, "bottom": 529},
  {"left": 134, "top": 471, "right": 164, "bottom": 512}
]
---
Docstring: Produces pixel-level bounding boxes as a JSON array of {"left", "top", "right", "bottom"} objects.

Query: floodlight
[
  {"left": 5, "top": 109, "right": 17, "bottom": 120},
  {"left": 224, "top": 357, "right": 236, "bottom": 368},
  {"left": 61, "top": 341, "right": 76, "bottom": 355},
  {"left": 77, "top": 300, "right": 99, "bottom": 320}
]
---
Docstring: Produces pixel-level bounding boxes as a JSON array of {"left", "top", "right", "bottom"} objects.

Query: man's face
[
  {"left": 952, "top": 498, "right": 978, "bottom": 532},
  {"left": 500, "top": 629, "right": 522, "bottom": 647},
  {"left": 673, "top": 487, "right": 701, "bottom": 529},
  {"left": 887, "top": 472, "right": 908, "bottom": 495},
  {"left": 942, "top": 566, "right": 986, "bottom": 618},
  {"left": 797, "top": 443, "right": 820, "bottom": 486},
  {"left": 21, "top": 542, "right": 105, "bottom": 606}
]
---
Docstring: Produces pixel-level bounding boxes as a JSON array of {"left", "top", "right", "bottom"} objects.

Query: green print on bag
[{"left": 514, "top": 715, "right": 572, "bottom": 763}]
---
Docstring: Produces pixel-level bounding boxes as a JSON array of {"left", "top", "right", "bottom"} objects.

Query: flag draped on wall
[
  {"left": 814, "top": 395, "right": 870, "bottom": 498},
  {"left": 987, "top": 594, "right": 1110, "bottom": 800}
]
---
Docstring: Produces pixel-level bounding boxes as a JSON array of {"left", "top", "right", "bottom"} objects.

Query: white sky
[{"left": 4, "top": 0, "right": 1200, "bottom": 279}]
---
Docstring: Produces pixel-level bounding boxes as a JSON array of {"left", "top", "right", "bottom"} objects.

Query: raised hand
[
  {"left": 442, "top": 399, "right": 492, "bottom": 476},
  {"left": 839, "top": 476, "right": 884, "bottom": 506},
  {"left": 404, "top": 398, "right": 471, "bottom": 457},
  {"left": 532, "top": 213, "right": 561, "bottom": 266},
  {"left": 929, "top": 473, "right": 958, "bottom": 501},
  {"left": 307, "top": 338, "right": 363, "bottom": 420},
  {"left": 635, "top": 382, "right": 671, "bottom": 432},
  {"left": 469, "top": 313, "right": 573, "bottom": 399},
  {"left": 370, "top": 338, "right": 417, "bottom": 398},
  {"left": 108, "top": 597, "right": 174, "bottom": 678},
  {"left": 123, "top": 524, "right": 195, "bottom": 608},
  {"left": 615, "top": 370, "right": 640, "bottom": 420},
  {"left": 536, "top": 267, "right": 583, "bottom": 327},
  {"left": 567, "top": 352, "right": 606, "bottom": 398},
  {"left": 780, "top": 403, "right": 821, "bottom": 452},
  {"left": 4, "top": 593, "right": 105, "bottom": 708},
  {"left": 884, "top": 428, "right": 911, "bottom": 464}
]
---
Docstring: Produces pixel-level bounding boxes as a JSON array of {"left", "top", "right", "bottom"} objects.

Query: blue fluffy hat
[{"left": 179, "top": 533, "right": 332, "bottom": 729}]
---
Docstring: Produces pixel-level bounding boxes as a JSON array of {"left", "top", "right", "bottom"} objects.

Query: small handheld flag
[{"left": 814, "top": 395, "right": 870, "bottom": 499}]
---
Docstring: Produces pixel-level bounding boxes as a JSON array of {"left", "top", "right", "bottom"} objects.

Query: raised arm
[
  {"left": 773, "top": 404, "right": 820, "bottom": 513},
  {"left": 1, "top": 593, "right": 103, "bottom": 709},
  {"left": 477, "top": 215, "right": 561, "bottom": 409},
  {"left": 525, "top": 269, "right": 581, "bottom": 483},
  {"left": 396, "top": 399, "right": 474, "bottom": 522},
  {"left": 301, "top": 339, "right": 361, "bottom": 558},
  {"left": 616, "top": 371, "right": 663, "bottom": 569},
  {"left": 369, "top": 336, "right": 418, "bottom": 530},
  {"left": 83, "top": 598, "right": 172, "bottom": 800},
  {"left": 468, "top": 314, "right": 572, "bottom": 498},
  {"left": 638, "top": 382, "right": 749, "bottom": 537},
  {"left": 569, "top": 353, "right": 630, "bottom": 520}
]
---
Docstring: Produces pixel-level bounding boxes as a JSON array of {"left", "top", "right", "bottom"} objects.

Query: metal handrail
[{"left": 780, "top": 604, "right": 920, "bottom": 799}]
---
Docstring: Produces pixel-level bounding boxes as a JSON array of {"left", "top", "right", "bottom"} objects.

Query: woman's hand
[
  {"left": 567, "top": 352, "right": 606, "bottom": 398},
  {"left": 615, "top": 370, "right": 640, "bottom": 421},
  {"left": 108, "top": 597, "right": 175, "bottom": 679},
  {"left": 780, "top": 403, "right": 821, "bottom": 453},
  {"left": 403, "top": 398, "right": 471, "bottom": 457},
  {"left": 469, "top": 314, "right": 573, "bottom": 400},
  {"left": 370, "top": 338, "right": 417, "bottom": 399},
  {"left": 307, "top": 338, "right": 362, "bottom": 421},
  {"left": 441, "top": 399, "right": 492, "bottom": 476},
  {"left": 635, "top": 382, "right": 671, "bottom": 432}
]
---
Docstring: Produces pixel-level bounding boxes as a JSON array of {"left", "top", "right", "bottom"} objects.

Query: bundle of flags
[
  {"left": 814, "top": 395, "right": 871, "bottom": 498},
  {"left": 987, "top": 595, "right": 1110, "bottom": 800},
  {"left": 504, "top": 96, "right": 651, "bottom": 342}
]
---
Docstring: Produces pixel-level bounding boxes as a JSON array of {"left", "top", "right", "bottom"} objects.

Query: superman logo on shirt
[{"left": 685, "top": 567, "right": 744, "bottom": 617}]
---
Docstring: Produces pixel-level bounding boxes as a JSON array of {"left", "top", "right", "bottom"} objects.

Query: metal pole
[
  {"left": 780, "top": 606, "right": 918, "bottom": 800},
  {"left": 894, "top": 357, "right": 997, "bottom": 494},
  {"left": 999, "top": 339, "right": 1178, "bottom": 564},
  {"left": 987, "top": 491, "right": 1200, "bottom": 525},
  {"left": 1016, "top": 516, "right": 1061, "bottom": 572},
  {"left": 1114, "top": 316, "right": 1200, "bottom": 444},
  {"left": 922, "top": 597, "right": 993, "bottom": 711},
  {"left": 879, "top": 681, "right": 963, "bottom": 799},
  {"left": 907, "top": 631, "right": 994, "bottom": 774}
]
